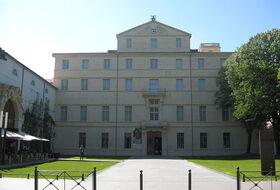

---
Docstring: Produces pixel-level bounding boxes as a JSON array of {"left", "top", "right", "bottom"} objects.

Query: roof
[
  {"left": 2, "top": 49, "right": 57, "bottom": 90},
  {"left": 116, "top": 20, "right": 192, "bottom": 37}
]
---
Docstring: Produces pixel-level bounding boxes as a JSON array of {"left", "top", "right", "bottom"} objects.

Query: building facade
[
  {"left": 52, "top": 20, "right": 259, "bottom": 156},
  {"left": 0, "top": 49, "right": 56, "bottom": 137}
]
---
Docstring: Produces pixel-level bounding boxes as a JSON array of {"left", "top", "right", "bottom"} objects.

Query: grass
[
  {"left": 65, "top": 156, "right": 126, "bottom": 161},
  {"left": 187, "top": 155, "right": 280, "bottom": 179},
  {"left": 0, "top": 160, "right": 117, "bottom": 179}
]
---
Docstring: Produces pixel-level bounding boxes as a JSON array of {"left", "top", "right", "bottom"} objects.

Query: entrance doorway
[{"left": 147, "top": 131, "right": 162, "bottom": 155}]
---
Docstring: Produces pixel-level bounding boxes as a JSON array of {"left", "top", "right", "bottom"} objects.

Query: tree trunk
[
  {"left": 273, "top": 127, "right": 280, "bottom": 155},
  {"left": 246, "top": 128, "right": 253, "bottom": 153}
]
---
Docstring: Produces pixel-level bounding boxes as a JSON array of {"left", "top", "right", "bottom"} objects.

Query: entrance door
[{"left": 147, "top": 131, "right": 162, "bottom": 155}]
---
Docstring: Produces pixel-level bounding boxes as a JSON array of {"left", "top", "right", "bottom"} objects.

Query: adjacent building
[
  {"left": 0, "top": 49, "right": 56, "bottom": 137},
  {"left": 52, "top": 19, "right": 259, "bottom": 156}
]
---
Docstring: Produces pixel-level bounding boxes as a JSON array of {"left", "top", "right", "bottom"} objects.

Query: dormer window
[{"left": 151, "top": 28, "right": 157, "bottom": 34}]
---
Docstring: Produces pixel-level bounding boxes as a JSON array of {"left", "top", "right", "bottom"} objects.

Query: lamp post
[{"left": 0, "top": 111, "right": 8, "bottom": 165}]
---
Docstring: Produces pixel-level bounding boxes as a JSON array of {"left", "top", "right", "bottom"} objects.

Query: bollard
[
  {"left": 82, "top": 173, "right": 84, "bottom": 181},
  {"left": 188, "top": 170, "right": 191, "bottom": 190},
  {"left": 34, "top": 167, "right": 38, "bottom": 190},
  {"left": 237, "top": 167, "right": 240, "bottom": 190},
  {"left": 140, "top": 170, "right": 143, "bottom": 190},
  {"left": 92, "top": 167, "right": 96, "bottom": 190}
]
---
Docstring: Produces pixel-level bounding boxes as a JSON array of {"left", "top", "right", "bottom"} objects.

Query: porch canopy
[{"left": 0, "top": 129, "right": 49, "bottom": 141}]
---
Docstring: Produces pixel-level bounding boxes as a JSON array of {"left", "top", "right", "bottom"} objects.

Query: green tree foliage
[
  {"left": 215, "top": 65, "right": 255, "bottom": 153},
  {"left": 22, "top": 100, "right": 55, "bottom": 152},
  {"left": 225, "top": 29, "right": 280, "bottom": 154}
]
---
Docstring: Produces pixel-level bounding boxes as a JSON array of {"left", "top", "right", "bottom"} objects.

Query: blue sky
[{"left": 0, "top": 0, "right": 279, "bottom": 79}]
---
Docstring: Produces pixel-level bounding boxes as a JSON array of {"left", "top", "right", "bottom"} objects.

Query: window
[
  {"left": 81, "top": 79, "right": 88, "bottom": 91},
  {"left": 151, "top": 38, "right": 157, "bottom": 48},
  {"left": 126, "top": 38, "right": 132, "bottom": 48},
  {"left": 62, "top": 60, "right": 69, "bottom": 69},
  {"left": 177, "top": 133, "right": 184, "bottom": 149},
  {"left": 176, "top": 79, "right": 184, "bottom": 90},
  {"left": 149, "top": 99, "right": 160, "bottom": 105},
  {"left": 197, "top": 58, "right": 204, "bottom": 69},
  {"left": 149, "top": 79, "right": 159, "bottom": 92},
  {"left": 102, "top": 106, "right": 109, "bottom": 121},
  {"left": 60, "top": 106, "right": 67, "bottom": 121},
  {"left": 45, "top": 98, "right": 50, "bottom": 107},
  {"left": 124, "top": 133, "right": 132, "bottom": 148},
  {"left": 223, "top": 132, "right": 231, "bottom": 148},
  {"left": 79, "top": 132, "right": 86, "bottom": 147},
  {"left": 200, "top": 133, "right": 207, "bottom": 148},
  {"left": 199, "top": 105, "right": 206, "bottom": 121},
  {"left": 125, "top": 59, "right": 132, "bottom": 69},
  {"left": 125, "top": 79, "right": 132, "bottom": 91},
  {"left": 220, "top": 58, "right": 226, "bottom": 66},
  {"left": 150, "top": 107, "right": 159, "bottom": 121},
  {"left": 176, "top": 106, "right": 184, "bottom": 121},
  {"left": 82, "top": 59, "right": 89, "bottom": 70},
  {"left": 80, "top": 106, "right": 87, "bottom": 121},
  {"left": 222, "top": 107, "right": 229, "bottom": 121},
  {"left": 150, "top": 59, "right": 158, "bottom": 69},
  {"left": 104, "top": 59, "right": 111, "bottom": 69},
  {"left": 103, "top": 79, "right": 110, "bottom": 90},
  {"left": 36, "top": 92, "right": 39, "bottom": 101},
  {"left": 31, "top": 80, "right": 35, "bottom": 86},
  {"left": 61, "top": 80, "right": 68, "bottom": 91},
  {"left": 176, "top": 38, "right": 182, "bottom": 48},
  {"left": 12, "top": 69, "right": 17, "bottom": 76},
  {"left": 176, "top": 59, "right": 183, "bottom": 69},
  {"left": 125, "top": 106, "right": 132, "bottom": 121},
  {"left": 198, "top": 79, "right": 205, "bottom": 90},
  {"left": 101, "top": 133, "right": 109, "bottom": 148},
  {"left": 45, "top": 88, "right": 48, "bottom": 94}
]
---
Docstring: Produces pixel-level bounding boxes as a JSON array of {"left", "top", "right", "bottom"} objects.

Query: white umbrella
[
  {"left": 1, "top": 129, "right": 25, "bottom": 139},
  {"left": 18, "top": 132, "right": 42, "bottom": 141}
]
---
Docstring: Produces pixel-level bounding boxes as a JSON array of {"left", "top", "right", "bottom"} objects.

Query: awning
[
  {"left": 1, "top": 129, "right": 49, "bottom": 141},
  {"left": 1, "top": 129, "right": 24, "bottom": 139},
  {"left": 18, "top": 132, "right": 49, "bottom": 141}
]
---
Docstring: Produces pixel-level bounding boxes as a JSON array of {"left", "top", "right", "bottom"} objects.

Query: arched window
[
  {"left": 31, "top": 80, "right": 35, "bottom": 86},
  {"left": 12, "top": 69, "right": 17, "bottom": 76}
]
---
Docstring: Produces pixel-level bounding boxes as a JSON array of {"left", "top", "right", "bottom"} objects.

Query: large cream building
[{"left": 53, "top": 20, "right": 258, "bottom": 156}]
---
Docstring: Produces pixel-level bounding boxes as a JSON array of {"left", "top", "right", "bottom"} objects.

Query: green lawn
[
  {"left": 187, "top": 156, "right": 280, "bottom": 179},
  {"left": 0, "top": 160, "right": 117, "bottom": 179},
  {"left": 66, "top": 156, "right": 126, "bottom": 161}
]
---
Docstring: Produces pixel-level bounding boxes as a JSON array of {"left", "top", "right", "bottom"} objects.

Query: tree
[
  {"left": 22, "top": 100, "right": 55, "bottom": 152},
  {"left": 215, "top": 66, "right": 256, "bottom": 153},
  {"left": 225, "top": 29, "right": 280, "bottom": 154}
]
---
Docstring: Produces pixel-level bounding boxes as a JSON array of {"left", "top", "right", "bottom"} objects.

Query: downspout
[
  {"left": 115, "top": 53, "right": 119, "bottom": 155},
  {"left": 189, "top": 54, "right": 194, "bottom": 156},
  {"left": 20, "top": 68, "right": 25, "bottom": 96}
]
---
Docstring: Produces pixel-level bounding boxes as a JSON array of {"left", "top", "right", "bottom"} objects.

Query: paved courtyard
[{"left": 0, "top": 156, "right": 279, "bottom": 190}]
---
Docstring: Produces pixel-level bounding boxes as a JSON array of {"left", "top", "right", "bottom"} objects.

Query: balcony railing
[{"left": 142, "top": 88, "right": 166, "bottom": 96}]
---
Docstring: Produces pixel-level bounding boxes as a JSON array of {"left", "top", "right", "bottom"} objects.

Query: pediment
[{"left": 117, "top": 21, "right": 191, "bottom": 37}]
